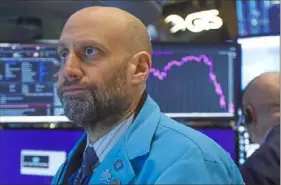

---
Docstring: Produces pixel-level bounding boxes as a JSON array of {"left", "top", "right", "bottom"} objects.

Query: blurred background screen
[
  {"left": 238, "top": 35, "right": 280, "bottom": 89},
  {"left": 193, "top": 126, "right": 237, "bottom": 161},
  {"left": 236, "top": 1, "right": 280, "bottom": 36},
  {"left": 0, "top": 42, "right": 61, "bottom": 117},
  {"left": 0, "top": 128, "right": 83, "bottom": 184}
]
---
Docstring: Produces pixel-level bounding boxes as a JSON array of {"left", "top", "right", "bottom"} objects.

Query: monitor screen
[
  {"left": 0, "top": 129, "right": 84, "bottom": 184},
  {"left": 147, "top": 43, "right": 240, "bottom": 118},
  {"left": 193, "top": 127, "right": 237, "bottom": 162},
  {"left": 0, "top": 42, "right": 61, "bottom": 116},
  {"left": 238, "top": 36, "right": 280, "bottom": 89},
  {"left": 0, "top": 42, "right": 240, "bottom": 120},
  {"left": 236, "top": 1, "right": 280, "bottom": 36}
]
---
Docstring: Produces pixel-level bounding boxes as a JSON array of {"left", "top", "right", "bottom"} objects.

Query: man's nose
[{"left": 62, "top": 55, "right": 83, "bottom": 82}]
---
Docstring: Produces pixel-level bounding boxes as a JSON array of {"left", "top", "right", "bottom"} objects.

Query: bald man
[
  {"left": 240, "top": 72, "right": 280, "bottom": 185},
  {"left": 51, "top": 6, "right": 243, "bottom": 185}
]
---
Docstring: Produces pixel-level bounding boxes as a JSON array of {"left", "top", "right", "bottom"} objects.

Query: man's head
[
  {"left": 56, "top": 6, "right": 152, "bottom": 129},
  {"left": 242, "top": 72, "right": 280, "bottom": 143}
]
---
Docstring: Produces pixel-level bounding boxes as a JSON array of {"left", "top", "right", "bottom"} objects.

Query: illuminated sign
[
  {"left": 164, "top": 9, "right": 223, "bottom": 33},
  {"left": 20, "top": 150, "right": 66, "bottom": 176}
]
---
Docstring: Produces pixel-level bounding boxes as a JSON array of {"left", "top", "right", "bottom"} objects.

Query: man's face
[{"left": 56, "top": 12, "right": 132, "bottom": 128}]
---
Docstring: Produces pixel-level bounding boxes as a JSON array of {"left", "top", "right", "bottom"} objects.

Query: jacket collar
[
  {"left": 124, "top": 95, "right": 160, "bottom": 159},
  {"left": 87, "top": 95, "right": 161, "bottom": 184}
]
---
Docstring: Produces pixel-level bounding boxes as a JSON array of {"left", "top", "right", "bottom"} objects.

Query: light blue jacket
[{"left": 51, "top": 95, "right": 244, "bottom": 184}]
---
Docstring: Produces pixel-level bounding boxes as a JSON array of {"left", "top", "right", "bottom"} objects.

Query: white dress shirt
[{"left": 86, "top": 115, "right": 134, "bottom": 162}]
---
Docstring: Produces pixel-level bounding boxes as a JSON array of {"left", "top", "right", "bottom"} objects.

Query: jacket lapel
[
  {"left": 56, "top": 133, "right": 87, "bottom": 185},
  {"left": 124, "top": 96, "right": 161, "bottom": 160},
  {"left": 89, "top": 140, "right": 135, "bottom": 184}
]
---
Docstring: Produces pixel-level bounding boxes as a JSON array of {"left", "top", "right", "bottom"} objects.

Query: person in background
[
  {"left": 51, "top": 6, "right": 243, "bottom": 185},
  {"left": 240, "top": 72, "right": 280, "bottom": 185}
]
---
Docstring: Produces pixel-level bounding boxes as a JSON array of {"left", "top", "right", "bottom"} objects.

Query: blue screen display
[
  {"left": 195, "top": 127, "right": 237, "bottom": 162},
  {"left": 236, "top": 1, "right": 280, "bottom": 36},
  {"left": 0, "top": 129, "right": 84, "bottom": 184}
]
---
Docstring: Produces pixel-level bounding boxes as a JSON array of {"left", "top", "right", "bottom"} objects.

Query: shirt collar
[{"left": 86, "top": 114, "right": 134, "bottom": 162}]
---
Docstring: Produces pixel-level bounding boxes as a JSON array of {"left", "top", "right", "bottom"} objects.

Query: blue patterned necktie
[{"left": 74, "top": 146, "right": 99, "bottom": 185}]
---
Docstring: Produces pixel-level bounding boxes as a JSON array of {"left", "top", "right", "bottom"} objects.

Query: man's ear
[
  {"left": 129, "top": 51, "right": 151, "bottom": 85},
  {"left": 247, "top": 105, "right": 257, "bottom": 126},
  {"left": 251, "top": 108, "right": 258, "bottom": 126}
]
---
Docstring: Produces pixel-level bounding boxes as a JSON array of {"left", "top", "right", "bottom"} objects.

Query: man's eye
[
  {"left": 85, "top": 47, "right": 98, "bottom": 56},
  {"left": 59, "top": 50, "right": 69, "bottom": 60}
]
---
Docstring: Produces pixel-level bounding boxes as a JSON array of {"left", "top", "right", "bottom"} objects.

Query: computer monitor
[
  {"left": 147, "top": 42, "right": 241, "bottom": 119},
  {"left": 0, "top": 41, "right": 241, "bottom": 120},
  {"left": 238, "top": 35, "right": 280, "bottom": 89},
  {"left": 0, "top": 128, "right": 84, "bottom": 184},
  {"left": 0, "top": 42, "right": 61, "bottom": 117},
  {"left": 236, "top": 1, "right": 280, "bottom": 36},
  {"left": 192, "top": 126, "right": 237, "bottom": 163}
]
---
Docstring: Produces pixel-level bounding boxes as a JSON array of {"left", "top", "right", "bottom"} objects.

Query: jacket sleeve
[{"left": 155, "top": 156, "right": 244, "bottom": 185}]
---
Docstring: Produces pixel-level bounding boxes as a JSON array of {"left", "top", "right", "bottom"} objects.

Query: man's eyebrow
[
  {"left": 75, "top": 40, "right": 109, "bottom": 52},
  {"left": 56, "top": 40, "right": 109, "bottom": 53}
]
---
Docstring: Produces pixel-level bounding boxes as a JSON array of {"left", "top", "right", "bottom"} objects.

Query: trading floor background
[{"left": 0, "top": 1, "right": 279, "bottom": 184}]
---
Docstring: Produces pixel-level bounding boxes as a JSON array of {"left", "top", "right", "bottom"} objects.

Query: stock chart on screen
[
  {"left": 0, "top": 42, "right": 61, "bottom": 117},
  {"left": 147, "top": 43, "right": 240, "bottom": 118}
]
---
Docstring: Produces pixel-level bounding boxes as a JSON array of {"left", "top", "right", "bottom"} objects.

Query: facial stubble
[{"left": 57, "top": 64, "right": 130, "bottom": 130}]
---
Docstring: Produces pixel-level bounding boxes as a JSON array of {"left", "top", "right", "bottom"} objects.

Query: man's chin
[
  {"left": 63, "top": 106, "right": 96, "bottom": 127},
  {"left": 66, "top": 115, "right": 94, "bottom": 128}
]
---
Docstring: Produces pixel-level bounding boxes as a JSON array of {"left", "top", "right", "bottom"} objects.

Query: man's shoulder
[
  {"left": 141, "top": 113, "right": 242, "bottom": 183},
  {"left": 240, "top": 140, "right": 280, "bottom": 185},
  {"left": 245, "top": 127, "right": 280, "bottom": 165},
  {"left": 242, "top": 138, "right": 280, "bottom": 170},
  {"left": 153, "top": 114, "right": 233, "bottom": 163}
]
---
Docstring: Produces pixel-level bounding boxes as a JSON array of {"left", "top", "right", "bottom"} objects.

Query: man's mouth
[{"left": 61, "top": 87, "right": 88, "bottom": 95}]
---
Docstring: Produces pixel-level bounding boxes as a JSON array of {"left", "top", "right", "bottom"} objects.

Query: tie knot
[
  {"left": 73, "top": 147, "right": 100, "bottom": 185},
  {"left": 83, "top": 146, "right": 99, "bottom": 168}
]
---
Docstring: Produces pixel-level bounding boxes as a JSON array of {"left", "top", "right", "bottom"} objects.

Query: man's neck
[
  {"left": 259, "top": 122, "right": 280, "bottom": 145},
  {"left": 86, "top": 110, "right": 134, "bottom": 143},
  {"left": 86, "top": 91, "right": 144, "bottom": 144}
]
